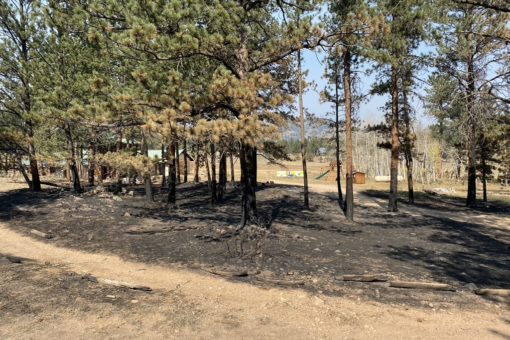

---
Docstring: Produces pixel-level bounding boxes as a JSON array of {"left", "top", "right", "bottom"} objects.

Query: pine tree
[
  {"left": 325, "top": 0, "right": 379, "bottom": 219},
  {"left": 432, "top": 1, "right": 509, "bottom": 207},
  {"left": 370, "top": 0, "right": 426, "bottom": 211},
  {"left": 0, "top": 0, "right": 43, "bottom": 191}
]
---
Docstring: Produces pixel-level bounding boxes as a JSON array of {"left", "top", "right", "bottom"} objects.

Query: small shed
[{"left": 353, "top": 171, "right": 366, "bottom": 184}]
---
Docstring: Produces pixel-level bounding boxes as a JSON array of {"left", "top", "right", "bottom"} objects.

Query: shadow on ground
[{"left": 1, "top": 182, "right": 509, "bottom": 307}]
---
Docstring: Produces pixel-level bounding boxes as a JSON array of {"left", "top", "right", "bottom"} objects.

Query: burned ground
[{"left": 0, "top": 182, "right": 509, "bottom": 308}]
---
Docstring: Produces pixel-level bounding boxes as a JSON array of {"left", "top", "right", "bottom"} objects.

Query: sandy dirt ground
[{"left": 0, "top": 179, "right": 509, "bottom": 339}]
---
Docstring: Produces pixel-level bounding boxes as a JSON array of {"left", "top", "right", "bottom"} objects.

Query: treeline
[{"left": 0, "top": 0, "right": 508, "bottom": 226}]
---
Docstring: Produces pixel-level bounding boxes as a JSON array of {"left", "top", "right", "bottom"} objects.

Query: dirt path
[{"left": 0, "top": 222, "right": 509, "bottom": 339}]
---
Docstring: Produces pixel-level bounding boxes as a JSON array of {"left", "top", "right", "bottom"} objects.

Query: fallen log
[
  {"left": 30, "top": 229, "right": 53, "bottom": 239},
  {"left": 475, "top": 289, "right": 510, "bottom": 297},
  {"left": 389, "top": 280, "right": 455, "bottom": 291},
  {"left": 126, "top": 225, "right": 198, "bottom": 235},
  {"left": 40, "top": 181, "right": 69, "bottom": 189},
  {"left": 257, "top": 277, "right": 305, "bottom": 286},
  {"left": 341, "top": 274, "right": 387, "bottom": 282},
  {"left": 201, "top": 267, "right": 249, "bottom": 277}
]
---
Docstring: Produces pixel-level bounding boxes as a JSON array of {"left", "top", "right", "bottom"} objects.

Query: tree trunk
[
  {"left": 218, "top": 148, "right": 227, "bottom": 201},
  {"left": 239, "top": 142, "right": 258, "bottom": 228},
  {"left": 297, "top": 49, "right": 309, "bottom": 209},
  {"left": 388, "top": 67, "right": 400, "bottom": 212},
  {"left": 402, "top": 78, "right": 414, "bottom": 204},
  {"left": 237, "top": 30, "right": 258, "bottom": 227},
  {"left": 343, "top": 49, "right": 354, "bottom": 220},
  {"left": 175, "top": 141, "right": 181, "bottom": 184},
  {"left": 334, "top": 57, "right": 343, "bottom": 207},
  {"left": 482, "top": 155, "right": 487, "bottom": 204},
  {"left": 161, "top": 144, "right": 166, "bottom": 188},
  {"left": 230, "top": 151, "right": 235, "bottom": 183},
  {"left": 115, "top": 129, "right": 123, "bottom": 192},
  {"left": 27, "top": 124, "right": 41, "bottom": 192},
  {"left": 194, "top": 143, "right": 200, "bottom": 183},
  {"left": 252, "top": 146, "right": 257, "bottom": 187},
  {"left": 183, "top": 137, "right": 188, "bottom": 183},
  {"left": 88, "top": 133, "right": 96, "bottom": 186},
  {"left": 210, "top": 142, "right": 217, "bottom": 203},
  {"left": 65, "top": 125, "right": 83, "bottom": 193},
  {"left": 167, "top": 141, "right": 176, "bottom": 205},
  {"left": 466, "top": 57, "right": 477, "bottom": 207}
]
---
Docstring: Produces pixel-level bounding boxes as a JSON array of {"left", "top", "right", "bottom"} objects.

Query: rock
[
  {"left": 314, "top": 248, "right": 321, "bottom": 251},
  {"left": 123, "top": 212, "right": 131, "bottom": 217},
  {"left": 112, "top": 195, "right": 123, "bottom": 202},
  {"left": 121, "top": 187, "right": 127, "bottom": 194},
  {"left": 131, "top": 300, "right": 139, "bottom": 304},
  {"left": 260, "top": 270, "right": 273, "bottom": 277},
  {"left": 128, "top": 191, "right": 134, "bottom": 197},
  {"left": 106, "top": 295, "right": 116, "bottom": 299},
  {"left": 464, "top": 283, "right": 478, "bottom": 291}
]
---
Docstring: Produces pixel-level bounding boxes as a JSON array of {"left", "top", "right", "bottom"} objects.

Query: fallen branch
[
  {"left": 126, "top": 225, "right": 198, "bottom": 235},
  {"left": 40, "top": 181, "right": 69, "bottom": 189},
  {"left": 389, "top": 280, "right": 455, "bottom": 291},
  {"left": 475, "top": 289, "right": 510, "bottom": 297},
  {"left": 30, "top": 229, "right": 53, "bottom": 239},
  {"left": 201, "top": 267, "right": 249, "bottom": 277},
  {"left": 257, "top": 277, "right": 305, "bottom": 286},
  {"left": 342, "top": 274, "right": 387, "bottom": 282}
]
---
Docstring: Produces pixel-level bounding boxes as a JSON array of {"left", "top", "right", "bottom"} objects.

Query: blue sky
[{"left": 299, "top": 48, "right": 434, "bottom": 128}]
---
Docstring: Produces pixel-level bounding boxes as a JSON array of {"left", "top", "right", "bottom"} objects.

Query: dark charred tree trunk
[
  {"left": 236, "top": 30, "right": 259, "bottom": 227},
  {"left": 27, "top": 123, "right": 41, "bottom": 192},
  {"left": 115, "top": 129, "right": 123, "bottom": 192},
  {"left": 334, "top": 57, "right": 343, "bottom": 207},
  {"left": 218, "top": 148, "right": 227, "bottom": 201},
  {"left": 297, "top": 49, "right": 309, "bottom": 209},
  {"left": 210, "top": 142, "right": 217, "bottom": 203},
  {"left": 402, "top": 77, "right": 414, "bottom": 204},
  {"left": 183, "top": 137, "right": 188, "bottom": 183},
  {"left": 239, "top": 142, "right": 258, "bottom": 228},
  {"left": 343, "top": 49, "right": 354, "bottom": 220},
  {"left": 194, "top": 143, "right": 200, "bottom": 183},
  {"left": 230, "top": 151, "right": 235, "bottom": 183},
  {"left": 466, "top": 57, "right": 477, "bottom": 207},
  {"left": 161, "top": 144, "right": 166, "bottom": 188},
  {"left": 252, "top": 146, "right": 257, "bottom": 187},
  {"left": 87, "top": 133, "right": 96, "bottom": 186},
  {"left": 482, "top": 156, "right": 487, "bottom": 204},
  {"left": 167, "top": 142, "right": 176, "bottom": 205},
  {"left": 65, "top": 125, "right": 83, "bottom": 193},
  {"left": 388, "top": 67, "right": 400, "bottom": 212},
  {"left": 175, "top": 141, "right": 181, "bottom": 184}
]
